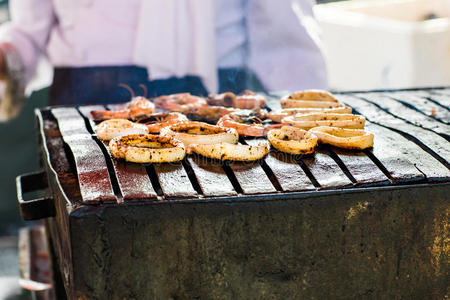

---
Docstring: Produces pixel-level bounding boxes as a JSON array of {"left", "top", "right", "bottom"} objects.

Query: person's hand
[
  {"left": 0, "top": 42, "right": 25, "bottom": 121},
  {"left": 0, "top": 49, "right": 6, "bottom": 80},
  {"left": 0, "top": 43, "right": 16, "bottom": 80}
]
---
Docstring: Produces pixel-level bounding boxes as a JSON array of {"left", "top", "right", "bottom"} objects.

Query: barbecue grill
[{"left": 17, "top": 88, "right": 449, "bottom": 299}]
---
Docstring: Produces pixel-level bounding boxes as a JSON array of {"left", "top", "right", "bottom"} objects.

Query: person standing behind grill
[{"left": 0, "top": 0, "right": 327, "bottom": 120}]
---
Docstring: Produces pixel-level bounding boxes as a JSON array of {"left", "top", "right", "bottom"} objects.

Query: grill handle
[{"left": 16, "top": 171, "right": 55, "bottom": 220}]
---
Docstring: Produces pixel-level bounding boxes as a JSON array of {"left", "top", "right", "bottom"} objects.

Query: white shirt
[
  {"left": 215, "top": 0, "right": 247, "bottom": 69},
  {"left": 0, "top": 0, "right": 327, "bottom": 92}
]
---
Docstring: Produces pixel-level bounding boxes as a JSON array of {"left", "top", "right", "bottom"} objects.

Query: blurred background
[
  {"left": 0, "top": 0, "right": 449, "bottom": 297},
  {"left": 315, "top": 0, "right": 450, "bottom": 90}
]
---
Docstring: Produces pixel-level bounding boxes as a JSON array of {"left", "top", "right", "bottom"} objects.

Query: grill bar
[
  {"left": 154, "top": 163, "right": 198, "bottom": 198},
  {"left": 358, "top": 93, "right": 450, "bottom": 139},
  {"left": 260, "top": 151, "right": 316, "bottom": 192},
  {"left": 323, "top": 145, "right": 390, "bottom": 186},
  {"left": 337, "top": 95, "right": 450, "bottom": 167},
  {"left": 78, "top": 105, "right": 101, "bottom": 130},
  {"left": 40, "top": 111, "right": 82, "bottom": 203},
  {"left": 144, "top": 164, "right": 164, "bottom": 197},
  {"left": 228, "top": 160, "right": 277, "bottom": 194},
  {"left": 365, "top": 121, "right": 449, "bottom": 181},
  {"left": 427, "top": 93, "right": 450, "bottom": 109},
  {"left": 433, "top": 89, "right": 450, "bottom": 96},
  {"left": 301, "top": 150, "right": 353, "bottom": 189},
  {"left": 78, "top": 106, "right": 158, "bottom": 201},
  {"left": 320, "top": 146, "right": 358, "bottom": 184},
  {"left": 242, "top": 138, "right": 283, "bottom": 191},
  {"left": 51, "top": 107, "right": 116, "bottom": 203},
  {"left": 389, "top": 92, "right": 450, "bottom": 124},
  {"left": 94, "top": 138, "right": 124, "bottom": 202},
  {"left": 426, "top": 93, "right": 450, "bottom": 108},
  {"left": 43, "top": 89, "right": 450, "bottom": 204},
  {"left": 363, "top": 122, "right": 425, "bottom": 182},
  {"left": 186, "top": 156, "right": 237, "bottom": 197},
  {"left": 229, "top": 139, "right": 278, "bottom": 194},
  {"left": 98, "top": 139, "right": 156, "bottom": 201}
]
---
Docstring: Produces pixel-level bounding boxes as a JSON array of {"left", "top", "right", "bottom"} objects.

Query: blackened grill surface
[
  {"left": 357, "top": 93, "right": 450, "bottom": 139},
  {"left": 39, "top": 88, "right": 450, "bottom": 205},
  {"left": 78, "top": 105, "right": 158, "bottom": 201},
  {"left": 51, "top": 107, "right": 116, "bottom": 203},
  {"left": 337, "top": 94, "right": 450, "bottom": 165}
]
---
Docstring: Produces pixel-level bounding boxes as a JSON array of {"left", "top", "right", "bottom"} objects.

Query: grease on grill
[
  {"left": 301, "top": 150, "right": 353, "bottom": 189},
  {"left": 154, "top": 163, "right": 197, "bottom": 198},
  {"left": 338, "top": 94, "right": 450, "bottom": 166},
  {"left": 265, "top": 151, "right": 315, "bottom": 192},
  {"left": 79, "top": 105, "right": 158, "bottom": 201},
  {"left": 52, "top": 107, "right": 116, "bottom": 203},
  {"left": 106, "top": 150, "right": 158, "bottom": 201},
  {"left": 428, "top": 92, "right": 450, "bottom": 108},
  {"left": 360, "top": 93, "right": 450, "bottom": 137},
  {"left": 389, "top": 92, "right": 450, "bottom": 124},
  {"left": 40, "top": 111, "right": 82, "bottom": 203},
  {"left": 326, "top": 145, "right": 390, "bottom": 186},
  {"left": 246, "top": 137, "right": 314, "bottom": 192},
  {"left": 228, "top": 160, "right": 276, "bottom": 194},
  {"left": 364, "top": 122, "right": 444, "bottom": 182},
  {"left": 187, "top": 156, "right": 237, "bottom": 197}
]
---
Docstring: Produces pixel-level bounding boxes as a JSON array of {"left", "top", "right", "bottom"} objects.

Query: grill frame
[{"left": 19, "top": 87, "right": 450, "bottom": 299}]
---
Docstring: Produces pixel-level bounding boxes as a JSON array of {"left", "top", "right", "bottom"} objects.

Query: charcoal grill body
[
  {"left": 68, "top": 185, "right": 448, "bottom": 299},
  {"left": 19, "top": 88, "right": 450, "bottom": 299}
]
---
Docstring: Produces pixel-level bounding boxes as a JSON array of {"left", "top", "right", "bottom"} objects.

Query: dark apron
[{"left": 49, "top": 66, "right": 265, "bottom": 106}]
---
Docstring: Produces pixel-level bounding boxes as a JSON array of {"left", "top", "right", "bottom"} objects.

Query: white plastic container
[{"left": 314, "top": 0, "right": 450, "bottom": 91}]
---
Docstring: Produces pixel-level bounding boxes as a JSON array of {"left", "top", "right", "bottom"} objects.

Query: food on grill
[
  {"left": 285, "top": 90, "right": 338, "bottom": 101},
  {"left": 310, "top": 126, "right": 374, "bottom": 150},
  {"left": 90, "top": 96, "right": 155, "bottom": 120},
  {"left": 187, "top": 141, "right": 269, "bottom": 161},
  {"left": 217, "top": 109, "right": 282, "bottom": 137},
  {"left": 95, "top": 119, "right": 149, "bottom": 141},
  {"left": 280, "top": 90, "right": 341, "bottom": 109},
  {"left": 154, "top": 93, "right": 207, "bottom": 112},
  {"left": 135, "top": 112, "right": 188, "bottom": 133},
  {"left": 267, "top": 126, "right": 318, "bottom": 155},
  {"left": 267, "top": 106, "right": 353, "bottom": 123},
  {"left": 208, "top": 90, "right": 267, "bottom": 109},
  {"left": 207, "top": 92, "right": 235, "bottom": 107},
  {"left": 233, "top": 90, "right": 267, "bottom": 109},
  {"left": 281, "top": 99, "right": 344, "bottom": 109},
  {"left": 160, "top": 122, "right": 239, "bottom": 146},
  {"left": 109, "top": 134, "right": 185, "bottom": 163},
  {"left": 283, "top": 113, "right": 366, "bottom": 130},
  {"left": 88, "top": 90, "right": 372, "bottom": 161},
  {"left": 184, "top": 106, "right": 238, "bottom": 123}
]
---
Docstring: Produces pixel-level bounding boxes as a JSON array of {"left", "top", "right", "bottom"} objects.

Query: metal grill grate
[{"left": 39, "top": 88, "right": 450, "bottom": 205}]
